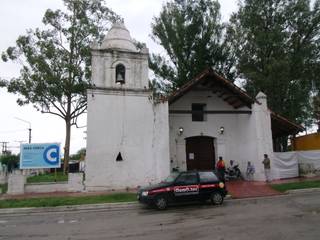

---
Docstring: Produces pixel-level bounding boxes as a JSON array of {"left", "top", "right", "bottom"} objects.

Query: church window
[
  {"left": 192, "top": 103, "right": 206, "bottom": 121},
  {"left": 115, "top": 64, "right": 126, "bottom": 84}
]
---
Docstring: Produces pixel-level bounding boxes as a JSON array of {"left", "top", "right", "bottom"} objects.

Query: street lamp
[{"left": 14, "top": 117, "right": 32, "bottom": 143}]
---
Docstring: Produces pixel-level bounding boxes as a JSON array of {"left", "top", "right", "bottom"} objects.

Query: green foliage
[
  {"left": 229, "top": 0, "right": 320, "bottom": 127},
  {"left": 150, "top": 0, "right": 236, "bottom": 90},
  {"left": 0, "top": 184, "right": 8, "bottom": 194},
  {"left": 271, "top": 180, "right": 320, "bottom": 192},
  {"left": 1, "top": 0, "right": 120, "bottom": 173},
  {"left": 27, "top": 172, "right": 68, "bottom": 183},
  {"left": 0, "top": 154, "right": 19, "bottom": 172},
  {"left": 70, "top": 147, "right": 86, "bottom": 160},
  {"left": 0, "top": 193, "right": 136, "bottom": 208}
]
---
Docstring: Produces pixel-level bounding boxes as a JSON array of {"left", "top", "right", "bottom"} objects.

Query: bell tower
[
  {"left": 90, "top": 22, "right": 149, "bottom": 90},
  {"left": 85, "top": 22, "right": 170, "bottom": 190}
]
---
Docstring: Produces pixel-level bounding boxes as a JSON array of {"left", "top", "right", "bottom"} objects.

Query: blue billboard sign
[{"left": 20, "top": 143, "right": 61, "bottom": 169}]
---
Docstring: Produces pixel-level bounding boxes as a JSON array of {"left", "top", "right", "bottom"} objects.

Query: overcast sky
[{"left": 0, "top": 0, "right": 238, "bottom": 154}]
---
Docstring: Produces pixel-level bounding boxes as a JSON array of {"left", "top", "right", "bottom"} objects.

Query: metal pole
[{"left": 28, "top": 128, "right": 32, "bottom": 143}]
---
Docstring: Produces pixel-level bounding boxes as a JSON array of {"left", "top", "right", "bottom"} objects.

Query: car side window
[
  {"left": 199, "top": 172, "right": 219, "bottom": 183},
  {"left": 175, "top": 172, "right": 198, "bottom": 185}
]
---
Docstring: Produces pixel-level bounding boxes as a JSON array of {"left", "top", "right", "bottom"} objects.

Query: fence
[
  {"left": 7, "top": 172, "right": 84, "bottom": 195},
  {"left": 273, "top": 150, "right": 320, "bottom": 179}
]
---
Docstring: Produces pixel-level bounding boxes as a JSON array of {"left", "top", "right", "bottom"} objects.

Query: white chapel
[{"left": 85, "top": 23, "right": 303, "bottom": 190}]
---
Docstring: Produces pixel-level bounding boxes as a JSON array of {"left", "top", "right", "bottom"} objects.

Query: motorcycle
[{"left": 225, "top": 164, "right": 243, "bottom": 181}]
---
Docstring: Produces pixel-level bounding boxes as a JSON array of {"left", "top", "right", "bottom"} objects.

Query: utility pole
[
  {"left": 14, "top": 117, "right": 32, "bottom": 143},
  {"left": 0, "top": 141, "right": 9, "bottom": 155}
]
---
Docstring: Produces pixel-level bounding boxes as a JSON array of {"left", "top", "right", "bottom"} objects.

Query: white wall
[
  {"left": 85, "top": 90, "right": 170, "bottom": 190},
  {"left": 25, "top": 182, "right": 68, "bottom": 193},
  {"left": 169, "top": 90, "right": 274, "bottom": 181}
]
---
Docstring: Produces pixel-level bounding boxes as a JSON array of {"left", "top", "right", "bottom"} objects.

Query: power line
[{"left": 0, "top": 129, "right": 27, "bottom": 134}]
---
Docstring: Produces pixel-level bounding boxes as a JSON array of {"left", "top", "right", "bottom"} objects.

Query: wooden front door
[{"left": 185, "top": 136, "right": 215, "bottom": 171}]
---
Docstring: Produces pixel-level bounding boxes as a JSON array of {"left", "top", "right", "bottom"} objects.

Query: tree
[
  {"left": 229, "top": 0, "right": 320, "bottom": 129},
  {"left": 0, "top": 154, "right": 19, "bottom": 173},
  {"left": 70, "top": 147, "right": 86, "bottom": 160},
  {"left": 1, "top": 0, "right": 120, "bottom": 173},
  {"left": 150, "top": 0, "right": 236, "bottom": 90},
  {"left": 313, "top": 95, "right": 320, "bottom": 132}
]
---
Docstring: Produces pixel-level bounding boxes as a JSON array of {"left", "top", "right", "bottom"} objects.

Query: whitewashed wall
[
  {"left": 85, "top": 90, "right": 170, "bottom": 190},
  {"left": 169, "top": 91, "right": 273, "bottom": 181}
]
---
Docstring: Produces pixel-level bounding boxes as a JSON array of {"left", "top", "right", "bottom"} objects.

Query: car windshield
[{"left": 162, "top": 172, "right": 180, "bottom": 183}]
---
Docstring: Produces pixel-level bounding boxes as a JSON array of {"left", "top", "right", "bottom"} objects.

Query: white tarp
[
  {"left": 273, "top": 150, "right": 320, "bottom": 179},
  {"left": 273, "top": 152, "right": 299, "bottom": 179},
  {"left": 297, "top": 150, "right": 320, "bottom": 169}
]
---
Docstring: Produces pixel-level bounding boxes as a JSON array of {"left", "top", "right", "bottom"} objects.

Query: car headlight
[{"left": 141, "top": 191, "right": 149, "bottom": 196}]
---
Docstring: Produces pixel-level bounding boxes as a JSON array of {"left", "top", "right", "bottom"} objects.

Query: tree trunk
[{"left": 63, "top": 119, "right": 71, "bottom": 174}]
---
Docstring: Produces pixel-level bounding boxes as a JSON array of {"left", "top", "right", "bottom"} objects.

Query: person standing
[
  {"left": 246, "top": 161, "right": 255, "bottom": 181},
  {"left": 262, "top": 154, "right": 271, "bottom": 182},
  {"left": 216, "top": 156, "right": 226, "bottom": 182}
]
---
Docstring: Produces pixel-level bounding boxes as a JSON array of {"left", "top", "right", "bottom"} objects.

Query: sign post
[{"left": 20, "top": 143, "right": 61, "bottom": 169}]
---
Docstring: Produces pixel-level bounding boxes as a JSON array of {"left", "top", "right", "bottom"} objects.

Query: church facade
[{"left": 85, "top": 23, "right": 303, "bottom": 190}]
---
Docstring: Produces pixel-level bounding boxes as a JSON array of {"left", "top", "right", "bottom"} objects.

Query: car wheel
[
  {"left": 210, "top": 192, "right": 224, "bottom": 205},
  {"left": 154, "top": 196, "right": 168, "bottom": 210}
]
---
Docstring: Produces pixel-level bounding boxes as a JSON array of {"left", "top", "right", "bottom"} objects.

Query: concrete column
[
  {"left": 68, "top": 173, "right": 84, "bottom": 192},
  {"left": 251, "top": 92, "right": 274, "bottom": 181},
  {"left": 0, "top": 172, "right": 7, "bottom": 184},
  {"left": 7, "top": 173, "right": 25, "bottom": 195}
]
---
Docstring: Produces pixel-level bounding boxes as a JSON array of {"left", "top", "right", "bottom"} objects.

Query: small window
[
  {"left": 199, "top": 172, "right": 219, "bottom": 183},
  {"left": 175, "top": 172, "right": 198, "bottom": 185},
  {"left": 192, "top": 103, "right": 206, "bottom": 121},
  {"left": 115, "top": 64, "right": 125, "bottom": 84},
  {"left": 116, "top": 152, "right": 123, "bottom": 161}
]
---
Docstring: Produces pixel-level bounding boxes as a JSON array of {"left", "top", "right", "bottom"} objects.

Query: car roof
[{"left": 179, "top": 170, "right": 217, "bottom": 174}]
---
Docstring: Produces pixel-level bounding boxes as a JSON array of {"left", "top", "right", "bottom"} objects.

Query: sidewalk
[
  {"left": 226, "top": 180, "right": 280, "bottom": 198},
  {"left": 226, "top": 176, "right": 320, "bottom": 199}
]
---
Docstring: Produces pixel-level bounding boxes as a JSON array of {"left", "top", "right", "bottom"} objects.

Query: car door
[
  {"left": 199, "top": 171, "right": 220, "bottom": 200},
  {"left": 173, "top": 172, "right": 200, "bottom": 202}
]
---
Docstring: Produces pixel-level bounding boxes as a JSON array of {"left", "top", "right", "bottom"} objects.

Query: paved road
[{"left": 0, "top": 192, "right": 320, "bottom": 240}]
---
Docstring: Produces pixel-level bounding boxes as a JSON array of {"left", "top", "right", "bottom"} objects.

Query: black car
[{"left": 137, "top": 171, "right": 227, "bottom": 210}]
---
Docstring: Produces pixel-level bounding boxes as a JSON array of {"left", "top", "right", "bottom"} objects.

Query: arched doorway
[{"left": 185, "top": 136, "right": 215, "bottom": 171}]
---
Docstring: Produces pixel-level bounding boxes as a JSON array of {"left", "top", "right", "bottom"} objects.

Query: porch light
[
  {"left": 178, "top": 127, "right": 184, "bottom": 135},
  {"left": 219, "top": 126, "right": 224, "bottom": 135}
]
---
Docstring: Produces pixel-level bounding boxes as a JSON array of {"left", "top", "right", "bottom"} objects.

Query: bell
[{"left": 116, "top": 73, "right": 124, "bottom": 84}]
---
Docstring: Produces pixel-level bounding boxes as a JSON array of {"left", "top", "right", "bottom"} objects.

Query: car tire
[
  {"left": 154, "top": 195, "right": 168, "bottom": 210},
  {"left": 210, "top": 192, "right": 224, "bottom": 205}
]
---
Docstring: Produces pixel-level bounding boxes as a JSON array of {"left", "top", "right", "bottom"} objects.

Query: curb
[
  {"left": 0, "top": 201, "right": 139, "bottom": 215},
  {"left": 286, "top": 188, "right": 320, "bottom": 194}
]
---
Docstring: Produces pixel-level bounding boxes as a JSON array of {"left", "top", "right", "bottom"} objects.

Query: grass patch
[
  {"left": 0, "top": 192, "right": 137, "bottom": 209},
  {"left": 0, "top": 183, "right": 8, "bottom": 194},
  {"left": 271, "top": 180, "right": 320, "bottom": 192},
  {"left": 27, "top": 172, "right": 68, "bottom": 183}
]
